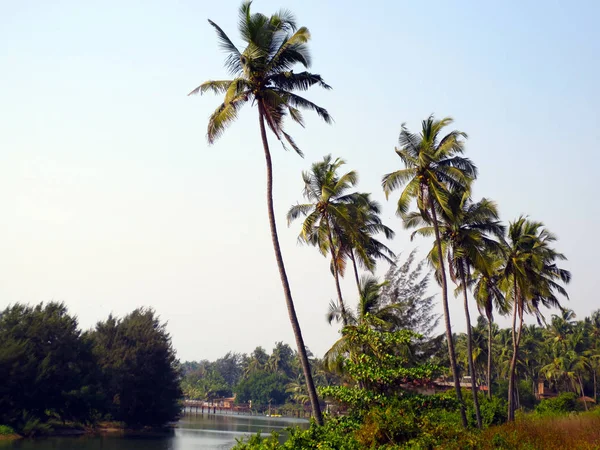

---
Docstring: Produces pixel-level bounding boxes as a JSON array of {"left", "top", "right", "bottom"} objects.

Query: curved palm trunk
[
  {"left": 460, "top": 265, "right": 482, "bottom": 428},
  {"left": 349, "top": 249, "right": 362, "bottom": 295},
  {"left": 258, "top": 104, "right": 323, "bottom": 425},
  {"left": 485, "top": 310, "right": 494, "bottom": 400},
  {"left": 507, "top": 278, "right": 523, "bottom": 422},
  {"left": 327, "top": 223, "right": 348, "bottom": 326},
  {"left": 429, "top": 198, "right": 468, "bottom": 428}
]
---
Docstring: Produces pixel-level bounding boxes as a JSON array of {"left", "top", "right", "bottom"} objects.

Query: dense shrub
[
  {"left": 535, "top": 392, "right": 581, "bottom": 415},
  {"left": 0, "top": 425, "right": 16, "bottom": 436}
]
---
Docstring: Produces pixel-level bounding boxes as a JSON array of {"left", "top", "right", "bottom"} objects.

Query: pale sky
[{"left": 1, "top": 1, "right": 598, "bottom": 362}]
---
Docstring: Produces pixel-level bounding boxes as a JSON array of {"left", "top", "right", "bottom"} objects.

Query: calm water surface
[{"left": 0, "top": 414, "right": 309, "bottom": 450}]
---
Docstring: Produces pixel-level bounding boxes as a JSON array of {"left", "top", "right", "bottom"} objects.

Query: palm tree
[
  {"left": 408, "top": 191, "right": 504, "bottom": 428},
  {"left": 548, "top": 309, "right": 576, "bottom": 351},
  {"left": 337, "top": 193, "right": 395, "bottom": 294},
  {"left": 501, "top": 217, "right": 571, "bottom": 421},
  {"left": 324, "top": 275, "right": 400, "bottom": 370},
  {"left": 471, "top": 252, "right": 507, "bottom": 398},
  {"left": 287, "top": 155, "right": 360, "bottom": 324},
  {"left": 381, "top": 116, "right": 477, "bottom": 428},
  {"left": 286, "top": 376, "right": 310, "bottom": 405},
  {"left": 542, "top": 350, "right": 590, "bottom": 410},
  {"left": 189, "top": 2, "right": 332, "bottom": 424}
]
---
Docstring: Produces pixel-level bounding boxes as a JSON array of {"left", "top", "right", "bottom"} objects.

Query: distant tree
[
  {"left": 90, "top": 308, "right": 182, "bottom": 426},
  {"left": 214, "top": 352, "right": 244, "bottom": 388},
  {"left": 267, "top": 342, "right": 295, "bottom": 378},
  {"left": 235, "top": 371, "right": 288, "bottom": 406},
  {"left": 243, "top": 346, "right": 270, "bottom": 377}
]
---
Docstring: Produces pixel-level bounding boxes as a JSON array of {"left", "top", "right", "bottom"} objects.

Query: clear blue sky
[{"left": 1, "top": 1, "right": 598, "bottom": 361}]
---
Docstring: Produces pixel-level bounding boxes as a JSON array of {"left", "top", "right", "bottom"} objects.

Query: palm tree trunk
[
  {"left": 429, "top": 197, "right": 468, "bottom": 428},
  {"left": 486, "top": 310, "right": 493, "bottom": 400},
  {"left": 508, "top": 299, "right": 517, "bottom": 421},
  {"left": 460, "top": 265, "right": 482, "bottom": 428},
  {"left": 594, "top": 370, "right": 597, "bottom": 402},
  {"left": 349, "top": 249, "right": 362, "bottom": 295},
  {"left": 327, "top": 223, "right": 348, "bottom": 325},
  {"left": 578, "top": 375, "right": 588, "bottom": 411},
  {"left": 508, "top": 280, "right": 523, "bottom": 422},
  {"left": 258, "top": 104, "right": 323, "bottom": 425}
]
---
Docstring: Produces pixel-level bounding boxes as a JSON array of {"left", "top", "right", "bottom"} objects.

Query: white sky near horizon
[{"left": 1, "top": 0, "right": 599, "bottom": 362}]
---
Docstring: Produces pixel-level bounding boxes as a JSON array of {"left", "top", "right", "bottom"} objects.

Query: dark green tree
[
  {"left": 0, "top": 302, "right": 99, "bottom": 431},
  {"left": 90, "top": 308, "right": 182, "bottom": 426}
]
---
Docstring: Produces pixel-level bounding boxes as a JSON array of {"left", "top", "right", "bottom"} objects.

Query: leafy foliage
[
  {"left": 89, "top": 308, "right": 182, "bottom": 427},
  {"left": 0, "top": 303, "right": 101, "bottom": 432},
  {"left": 0, "top": 302, "right": 181, "bottom": 434}
]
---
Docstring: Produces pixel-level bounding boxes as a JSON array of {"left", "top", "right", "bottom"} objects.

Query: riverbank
[
  {"left": 0, "top": 426, "right": 20, "bottom": 441},
  {"left": 0, "top": 421, "right": 176, "bottom": 440}
]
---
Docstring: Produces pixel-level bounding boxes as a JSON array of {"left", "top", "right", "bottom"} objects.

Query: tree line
[
  {"left": 192, "top": 1, "right": 573, "bottom": 428},
  {"left": 0, "top": 302, "right": 181, "bottom": 435},
  {"left": 181, "top": 251, "right": 438, "bottom": 410}
]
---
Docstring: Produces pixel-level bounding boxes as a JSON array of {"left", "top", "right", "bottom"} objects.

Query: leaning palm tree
[
  {"left": 287, "top": 155, "right": 360, "bottom": 324},
  {"left": 501, "top": 217, "right": 571, "bottom": 421},
  {"left": 382, "top": 116, "right": 476, "bottom": 428},
  {"left": 189, "top": 2, "right": 332, "bottom": 424},
  {"left": 408, "top": 191, "right": 505, "bottom": 428}
]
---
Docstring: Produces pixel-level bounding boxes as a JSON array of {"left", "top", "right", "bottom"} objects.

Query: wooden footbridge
[{"left": 182, "top": 399, "right": 312, "bottom": 418}]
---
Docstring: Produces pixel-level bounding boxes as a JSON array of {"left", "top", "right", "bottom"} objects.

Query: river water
[{"left": 0, "top": 413, "right": 309, "bottom": 450}]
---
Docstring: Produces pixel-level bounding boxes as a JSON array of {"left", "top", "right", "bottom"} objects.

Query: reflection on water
[{"left": 0, "top": 413, "right": 309, "bottom": 450}]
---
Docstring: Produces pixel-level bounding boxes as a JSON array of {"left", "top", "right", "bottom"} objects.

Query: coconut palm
[
  {"left": 324, "top": 275, "right": 401, "bottom": 370},
  {"left": 542, "top": 350, "right": 590, "bottom": 410},
  {"left": 286, "top": 376, "right": 310, "bottom": 405},
  {"left": 189, "top": 2, "right": 332, "bottom": 424},
  {"left": 287, "top": 155, "right": 360, "bottom": 324},
  {"left": 408, "top": 191, "right": 505, "bottom": 428},
  {"left": 336, "top": 193, "right": 396, "bottom": 294},
  {"left": 501, "top": 217, "right": 571, "bottom": 421},
  {"left": 381, "top": 116, "right": 477, "bottom": 428},
  {"left": 471, "top": 252, "right": 507, "bottom": 398}
]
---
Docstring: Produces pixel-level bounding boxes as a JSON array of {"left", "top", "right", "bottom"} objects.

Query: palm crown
[
  {"left": 189, "top": 1, "right": 332, "bottom": 152},
  {"left": 382, "top": 116, "right": 477, "bottom": 218}
]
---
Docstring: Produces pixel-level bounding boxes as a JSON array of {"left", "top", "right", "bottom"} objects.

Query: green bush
[
  {"left": 472, "top": 395, "right": 507, "bottom": 427},
  {"left": 0, "top": 425, "right": 16, "bottom": 436},
  {"left": 20, "top": 418, "right": 52, "bottom": 437},
  {"left": 535, "top": 392, "right": 581, "bottom": 415},
  {"left": 232, "top": 417, "right": 362, "bottom": 450}
]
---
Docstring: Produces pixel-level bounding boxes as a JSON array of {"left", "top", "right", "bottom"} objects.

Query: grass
[{"left": 446, "top": 410, "right": 600, "bottom": 450}]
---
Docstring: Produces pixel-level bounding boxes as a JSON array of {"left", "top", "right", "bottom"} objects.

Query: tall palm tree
[
  {"left": 408, "top": 191, "right": 504, "bottom": 428},
  {"left": 287, "top": 155, "right": 360, "bottom": 324},
  {"left": 381, "top": 116, "right": 477, "bottom": 428},
  {"left": 189, "top": 2, "right": 332, "bottom": 424},
  {"left": 501, "top": 217, "right": 571, "bottom": 421}
]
